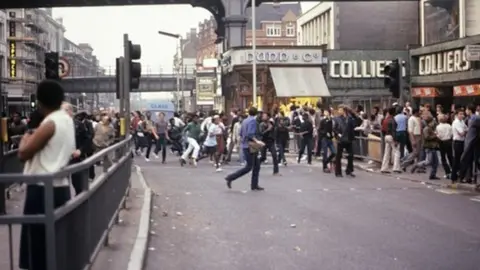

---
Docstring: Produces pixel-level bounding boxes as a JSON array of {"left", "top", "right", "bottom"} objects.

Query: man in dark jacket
[
  {"left": 458, "top": 107, "right": 479, "bottom": 183},
  {"left": 62, "top": 106, "right": 93, "bottom": 195},
  {"left": 319, "top": 109, "right": 336, "bottom": 173},
  {"left": 333, "top": 105, "right": 356, "bottom": 177},
  {"left": 259, "top": 112, "right": 279, "bottom": 175},
  {"left": 275, "top": 111, "right": 290, "bottom": 166}
]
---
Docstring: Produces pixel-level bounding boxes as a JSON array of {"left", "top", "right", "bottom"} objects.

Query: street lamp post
[
  {"left": 158, "top": 30, "right": 184, "bottom": 111},
  {"left": 252, "top": 0, "right": 257, "bottom": 108}
]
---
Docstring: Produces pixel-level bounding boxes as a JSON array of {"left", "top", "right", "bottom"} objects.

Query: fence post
[{"left": 44, "top": 180, "right": 57, "bottom": 270}]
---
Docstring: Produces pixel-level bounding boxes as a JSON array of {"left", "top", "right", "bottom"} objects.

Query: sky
[{"left": 53, "top": 2, "right": 319, "bottom": 76}]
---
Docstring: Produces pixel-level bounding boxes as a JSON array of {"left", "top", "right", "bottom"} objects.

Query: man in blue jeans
[
  {"left": 319, "top": 109, "right": 336, "bottom": 173},
  {"left": 225, "top": 107, "right": 264, "bottom": 191}
]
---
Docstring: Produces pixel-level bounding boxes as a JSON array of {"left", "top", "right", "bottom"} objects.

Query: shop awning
[
  {"left": 270, "top": 67, "right": 331, "bottom": 97},
  {"left": 411, "top": 87, "right": 439, "bottom": 98},
  {"left": 454, "top": 84, "right": 480, "bottom": 97}
]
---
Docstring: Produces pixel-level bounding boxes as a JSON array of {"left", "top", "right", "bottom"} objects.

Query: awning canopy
[{"left": 269, "top": 67, "right": 331, "bottom": 97}]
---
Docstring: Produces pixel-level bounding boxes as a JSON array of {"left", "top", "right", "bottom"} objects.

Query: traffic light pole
[
  {"left": 123, "top": 34, "right": 131, "bottom": 132},
  {"left": 397, "top": 57, "right": 405, "bottom": 105}
]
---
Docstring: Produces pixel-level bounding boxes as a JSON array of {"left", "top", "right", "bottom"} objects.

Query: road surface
[{"left": 139, "top": 156, "right": 480, "bottom": 270}]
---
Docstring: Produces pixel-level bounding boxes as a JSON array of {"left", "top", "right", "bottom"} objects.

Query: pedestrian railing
[
  {"left": 0, "top": 136, "right": 133, "bottom": 270},
  {"left": 0, "top": 149, "right": 25, "bottom": 214},
  {"left": 286, "top": 131, "right": 384, "bottom": 164}
]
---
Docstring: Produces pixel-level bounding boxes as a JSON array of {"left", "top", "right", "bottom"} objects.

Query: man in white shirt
[
  {"left": 451, "top": 110, "right": 467, "bottom": 182},
  {"left": 401, "top": 108, "right": 422, "bottom": 169},
  {"left": 436, "top": 114, "right": 453, "bottom": 178},
  {"left": 18, "top": 80, "right": 76, "bottom": 270}
]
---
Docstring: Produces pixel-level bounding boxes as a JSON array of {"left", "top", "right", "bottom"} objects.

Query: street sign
[
  {"left": 466, "top": 45, "right": 480, "bottom": 61},
  {"left": 58, "top": 57, "right": 70, "bottom": 78}
]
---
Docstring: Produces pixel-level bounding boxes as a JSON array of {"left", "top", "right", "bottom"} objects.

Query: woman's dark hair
[{"left": 37, "top": 80, "right": 64, "bottom": 110}]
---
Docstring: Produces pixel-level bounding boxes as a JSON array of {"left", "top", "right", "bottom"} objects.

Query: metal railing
[{"left": 0, "top": 136, "right": 133, "bottom": 270}]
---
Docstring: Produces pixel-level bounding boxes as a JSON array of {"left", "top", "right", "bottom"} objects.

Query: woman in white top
[
  {"left": 18, "top": 80, "right": 76, "bottom": 270},
  {"left": 435, "top": 114, "right": 454, "bottom": 178}
]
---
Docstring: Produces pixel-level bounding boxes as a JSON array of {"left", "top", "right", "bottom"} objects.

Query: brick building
[{"left": 196, "top": 2, "right": 302, "bottom": 65}]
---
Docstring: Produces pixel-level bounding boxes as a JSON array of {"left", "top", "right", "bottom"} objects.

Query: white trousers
[
  {"left": 181, "top": 137, "right": 200, "bottom": 159},
  {"left": 381, "top": 135, "right": 401, "bottom": 172}
]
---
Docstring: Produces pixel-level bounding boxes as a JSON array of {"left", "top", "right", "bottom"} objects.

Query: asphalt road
[{"left": 139, "top": 156, "right": 480, "bottom": 270}]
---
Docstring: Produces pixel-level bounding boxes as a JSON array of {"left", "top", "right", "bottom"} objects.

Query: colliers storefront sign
[
  {"left": 329, "top": 60, "right": 406, "bottom": 78},
  {"left": 418, "top": 48, "right": 471, "bottom": 75}
]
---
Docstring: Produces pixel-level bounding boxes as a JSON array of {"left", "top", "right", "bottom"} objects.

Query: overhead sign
[
  {"left": 8, "top": 12, "right": 16, "bottom": 78},
  {"left": 58, "top": 57, "right": 70, "bottom": 78},
  {"left": 465, "top": 45, "right": 480, "bottom": 61},
  {"left": 418, "top": 48, "right": 470, "bottom": 76},
  {"left": 329, "top": 60, "right": 406, "bottom": 78},
  {"left": 246, "top": 51, "right": 324, "bottom": 64}
]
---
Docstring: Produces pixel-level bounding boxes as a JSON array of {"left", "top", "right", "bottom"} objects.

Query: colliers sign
[
  {"left": 329, "top": 60, "right": 406, "bottom": 78},
  {"left": 418, "top": 48, "right": 471, "bottom": 76}
]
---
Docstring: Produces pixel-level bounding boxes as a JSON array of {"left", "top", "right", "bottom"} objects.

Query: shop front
[
  {"left": 409, "top": 34, "right": 480, "bottom": 108},
  {"left": 221, "top": 46, "right": 330, "bottom": 114},
  {"left": 325, "top": 50, "right": 409, "bottom": 111}
]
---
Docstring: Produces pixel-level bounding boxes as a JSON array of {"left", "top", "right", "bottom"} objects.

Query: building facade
[
  {"left": 410, "top": 0, "right": 480, "bottom": 107},
  {"left": 2, "top": 8, "right": 65, "bottom": 114},
  {"left": 197, "top": 3, "right": 302, "bottom": 64},
  {"left": 297, "top": 2, "right": 419, "bottom": 50},
  {"left": 194, "top": 3, "right": 301, "bottom": 111},
  {"left": 296, "top": 2, "right": 419, "bottom": 107},
  {"left": 0, "top": 8, "right": 104, "bottom": 114}
]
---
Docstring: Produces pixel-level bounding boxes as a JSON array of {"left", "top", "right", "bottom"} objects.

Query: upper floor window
[
  {"left": 422, "top": 0, "right": 460, "bottom": 45},
  {"left": 266, "top": 24, "right": 281, "bottom": 37},
  {"left": 286, "top": 23, "right": 295, "bottom": 37}
]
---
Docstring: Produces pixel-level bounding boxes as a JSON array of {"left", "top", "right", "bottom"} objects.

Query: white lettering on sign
[
  {"left": 418, "top": 48, "right": 471, "bottom": 76},
  {"left": 246, "top": 51, "right": 321, "bottom": 63},
  {"left": 329, "top": 60, "right": 406, "bottom": 78}
]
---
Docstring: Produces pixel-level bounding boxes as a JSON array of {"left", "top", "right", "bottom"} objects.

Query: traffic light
[
  {"left": 126, "top": 42, "right": 141, "bottom": 89},
  {"left": 384, "top": 59, "right": 401, "bottom": 98},
  {"left": 44, "top": 52, "right": 59, "bottom": 80},
  {"left": 29, "top": 94, "right": 36, "bottom": 110}
]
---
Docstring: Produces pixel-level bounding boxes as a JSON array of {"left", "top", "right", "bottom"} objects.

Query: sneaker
[
  {"left": 179, "top": 158, "right": 186, "bottom": 167},
  {"left": 216, "top": 167, "right": 223, "bottom": 172},
  {"left": 192, "top": 159, "right": 197, "bottom": 167},
  {"left": 144, "top": 158, "right": 150, "bottom": 162},
  {"left": 153, "top": 154, "right": 159, "bottom": 159}
]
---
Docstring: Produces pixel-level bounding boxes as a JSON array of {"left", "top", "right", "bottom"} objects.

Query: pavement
[
  {"left": 0, "top": 166, "right": 148, "bottom": 270},
  {"left": 287, "top": 154, "right": 480, "bottom": 193},
  {"left": 138, "top": 155, "right": 480, "bottom": 270}
]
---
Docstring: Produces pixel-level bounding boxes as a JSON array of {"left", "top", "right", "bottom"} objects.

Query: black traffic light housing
[
  {"left": 29, "top": 94, "right": 36, "bottom": 109},
  {"left": 44, "top": 52, "right": 59, "bottom": 80},
  {"left": 127, "top": 42, "right": 141, "bottom": 89},
  {"left": 384, "top": 59, "right": 401, "bottom": 98}
]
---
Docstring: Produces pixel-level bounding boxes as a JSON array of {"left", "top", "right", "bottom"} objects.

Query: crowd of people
[{"left": 127, "top": 100, "right": 480, "bottom": 191}]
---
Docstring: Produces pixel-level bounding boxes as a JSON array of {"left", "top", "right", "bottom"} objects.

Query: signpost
[
  {"left": 466, "top": 45, "right": 480, "bottom": 61},
  {"left": 58, "top": 57, "right": 70, "bottom": 78}
]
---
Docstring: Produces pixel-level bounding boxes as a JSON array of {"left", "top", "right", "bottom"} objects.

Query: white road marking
[
  {"left": 470, "top": 196, "right": 480, "bottom": 203},
  {"left": 435, "top": 188, "right": 460, "bottom": 195}
]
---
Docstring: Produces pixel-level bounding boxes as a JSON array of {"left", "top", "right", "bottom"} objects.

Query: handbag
[{"left": 248, "top": 138, "right": 265, "bottom": 153}]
